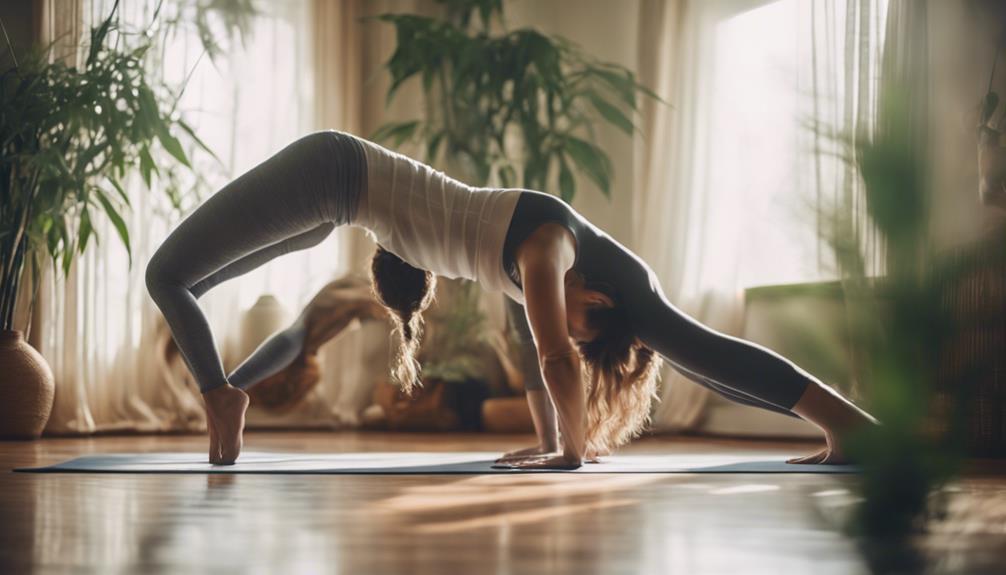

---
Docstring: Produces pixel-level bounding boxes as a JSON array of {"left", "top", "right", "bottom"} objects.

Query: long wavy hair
[
  {"left": 369, "top": 246, "right": 436, "bottom": 394},
  {"left": 576, "top": 301, "right": 663, "bottom": 456}
]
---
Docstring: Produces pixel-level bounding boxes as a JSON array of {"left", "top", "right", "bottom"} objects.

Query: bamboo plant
[{"left": 0, "top": 0, "right": 252, "bottom": 333}]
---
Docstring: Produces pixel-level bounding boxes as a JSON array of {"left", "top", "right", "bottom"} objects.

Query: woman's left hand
[
  {"left": 494, "top": 445, "right": 559, "bottom": 464},
  {"left": 491, "top": 454, "right": 582, "bottom": 470}
]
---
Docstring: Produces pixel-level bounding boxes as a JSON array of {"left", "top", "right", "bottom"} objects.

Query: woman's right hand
[{"left": 494, "top": 444, "right": 559, "bottom": 464}]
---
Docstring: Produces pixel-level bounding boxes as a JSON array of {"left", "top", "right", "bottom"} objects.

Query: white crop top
[{"left": 352, "top": 137, "right": 521, "bottom": 294}]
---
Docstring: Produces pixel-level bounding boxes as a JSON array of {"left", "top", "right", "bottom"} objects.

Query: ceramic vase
[{"left": 0, "top": 330, "right": 55, "bottom": 439}]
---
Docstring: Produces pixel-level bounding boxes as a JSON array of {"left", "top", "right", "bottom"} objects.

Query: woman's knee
[{"left": 144, "top": 252, "right": 183, "bottom": 303}]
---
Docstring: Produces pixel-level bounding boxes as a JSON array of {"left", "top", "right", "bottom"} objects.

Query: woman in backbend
[{"left": 145, "top": 130, "right": 876, "bottom": 466}]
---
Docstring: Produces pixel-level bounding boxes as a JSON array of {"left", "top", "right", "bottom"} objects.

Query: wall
[
  {"left": 699, "top": 284, "right": 846, "bottom": 438},
  {"left": 929, "top": 0, "right": 1006, "bottom": 249},
  {"left": 0, "top": 0, "right": 36, "bottom": 70}
]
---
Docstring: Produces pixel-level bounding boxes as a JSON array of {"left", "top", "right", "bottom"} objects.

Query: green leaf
[
  {"left": 45, "top": 219, "right": 60, "bottom": 258},
  {"left": 109, "top": 178, "right": 131, "bottom": 208},
  {"left": 586, "top": 92, "right": 633, "bottom": 135},
  {"left": 93, "top": 187, "right": 132, "bottom": 267},
  {"left": 587, "top": 67, "right": 637, "bottom": 109},
  {"left": 78, "top": 207, "right": 94, "bottom": 253},
  {"left": 156, "top": 123, "right": 191, "bottom": 168},
  {"left": 61, "top": 221, "right": 74, "bottom": 276},
  {"left": 558, "top": 157, "right": 575, "bottom": 202},
  {"left": 426, "top": 130, "right": 445, "bottom": 162},
  {"left": 136, "top": 86, "right": 161, "bottom": 137},
  {"left": 523, "top": 145, "right": 548, "bottom": 189},
  {"left": 563, "top": 135, "right": 611, "bottom": 198},
  {"left": 589, "top": 64, "right": 666, "bottom": 107},
  {"left": 370, "top": 120, "right": 421, "bottom": 148},
  {"left": 139, "top": 146, "right": 156, "bottom": 188},
  {"left": 87, "top": 2, "right": 118, "bottom": 67},
  {"left": 77, "top": 143, "right": 105, "bottom": 175},
  {"left": 178, "top": 119, "right": 223, "bottom": 165},
  {"left": 498, "top": 164, "right": 516, "bottom": 188}
]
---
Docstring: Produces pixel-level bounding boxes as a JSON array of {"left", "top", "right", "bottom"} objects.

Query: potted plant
[
  {"left": 371, "top": 0, "right": 661, "bottom": 412},
  {"left": 0, "top": 3, "right": 228, "bottom": 438},
  {"left": 420, "top": 279, "right": 493, "bottom": 430},
  {"left": 823, "top": 81, "right": 991, "bottom": 568},
  {"left": 370, "top": 278, "right": 493, "bottom": 432}
]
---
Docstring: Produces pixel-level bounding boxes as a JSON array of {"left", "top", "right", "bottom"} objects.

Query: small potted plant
[{"left": 371, "top": 278, "right": 493, "bottom": 431}]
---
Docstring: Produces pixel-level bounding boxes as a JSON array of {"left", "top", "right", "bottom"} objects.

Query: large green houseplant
[
  {"left": 373, "top": 0, "right": 660, "bottom": 391},
  {"left": 826, "top": 80, "right": 980, "bottom": 572},
  {"left": 0, "top": 1, "right": 249, "bottom": 437},
  {"left": 374, "top": 0, "right": 658, "bottom": 198}
]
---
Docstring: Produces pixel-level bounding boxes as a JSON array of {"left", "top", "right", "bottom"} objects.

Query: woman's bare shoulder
[{"left": 514, "top": 222, "right": 577, "bottom": 274}]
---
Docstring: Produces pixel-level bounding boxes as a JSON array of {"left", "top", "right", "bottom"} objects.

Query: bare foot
[
  {"left": 495, "top": 447, "right": 603, "bottom": 465},
  {"left": 495, "top": 444, "right": 557, "bottom": 464},
  {"left": 789, "top": 381, "right": 878, "bottom": 466},
  {"left": 203, "top": 385, "right": 249, "bottom": 465}
]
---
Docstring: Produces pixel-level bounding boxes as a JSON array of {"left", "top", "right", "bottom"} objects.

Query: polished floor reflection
[{"left": 1, "top": 432, "right": 1004, "bottom": 574}]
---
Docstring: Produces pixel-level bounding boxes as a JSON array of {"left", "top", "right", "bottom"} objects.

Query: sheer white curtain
[
  {"left": 637, "top": 0, "right": 888, "bottom": 431},
  {"left": 37, "top": 0, "right": 362, "bottom": 434}
]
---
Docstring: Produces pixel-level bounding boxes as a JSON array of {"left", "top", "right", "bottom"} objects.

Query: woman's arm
[
  {"left": 535, "top": 348, "right": 586, "bottom": 468},
  {"left": 500, "top": 224, "right": 585, "bottom": 469},
  {"left": 495, "top": 303, "right": 560, "bottom": 463},
  {"left": 525, "top": 389, "right": 559, "bottom": 450}
]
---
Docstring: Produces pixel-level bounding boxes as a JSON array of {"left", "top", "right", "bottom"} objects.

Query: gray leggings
[{"left": 145, "top": 131, "right": 367, "bottom": 393}]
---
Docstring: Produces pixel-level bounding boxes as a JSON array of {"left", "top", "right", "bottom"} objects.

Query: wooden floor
[{"left": 1, "top": 432, "right": 1004, "bottom": 574}]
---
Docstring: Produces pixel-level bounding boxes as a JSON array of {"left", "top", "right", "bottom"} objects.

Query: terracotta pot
[
  {"left": 481, "top": 396, "right": 534, "bottom": 433},
  {"left": 0, "top": 330, "right": 55, "bottom": 439}
]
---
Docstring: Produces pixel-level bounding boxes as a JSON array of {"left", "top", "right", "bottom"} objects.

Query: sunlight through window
[{"left": 707, "top": 0, "right": 887, "bottom": 288}]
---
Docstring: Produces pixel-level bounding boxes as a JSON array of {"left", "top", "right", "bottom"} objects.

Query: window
[{"left": 704, "top": 0, "right": 887, "bottom": 288}]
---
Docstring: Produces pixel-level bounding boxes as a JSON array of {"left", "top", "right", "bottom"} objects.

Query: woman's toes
[{"left": 819, "top": 449, "right": 849, "bottom": 465}]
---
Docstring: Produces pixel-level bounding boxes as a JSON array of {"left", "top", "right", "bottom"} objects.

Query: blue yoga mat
[{"left": 16, "top": 451, "right": 859, "bottom": 474}]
